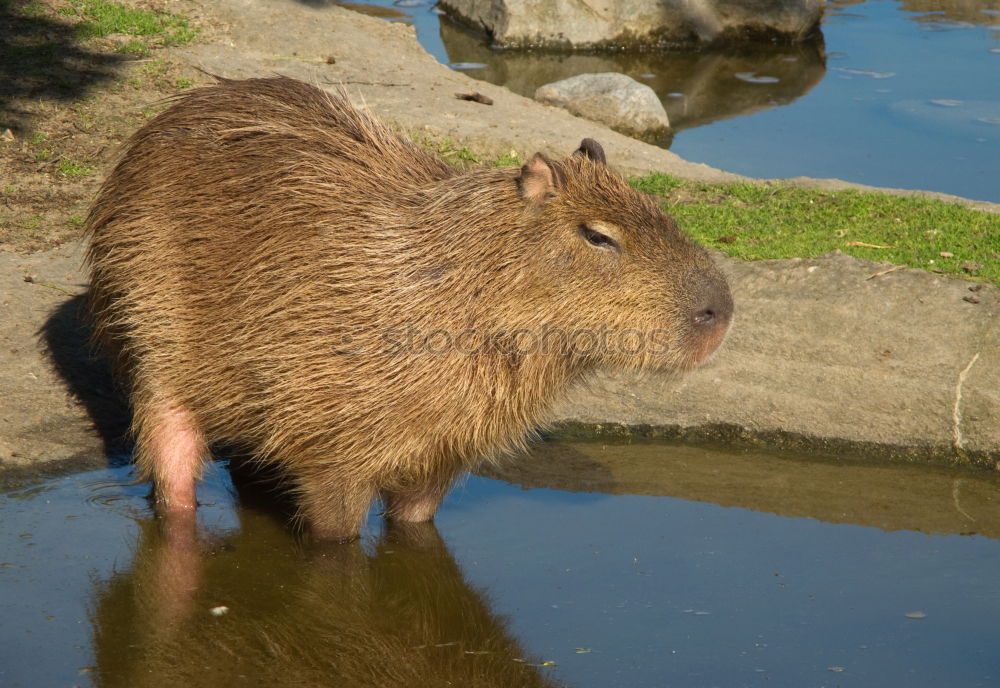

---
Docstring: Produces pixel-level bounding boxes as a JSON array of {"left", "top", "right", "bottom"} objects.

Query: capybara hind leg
[
  {"left": 136, "top": 404, "right": 206, "bottom": 514},
  {"left": 299, "top": 481, "right": 375, "bottom": 542},
  {"left": 383, "top": 474, "right": 456, "bottom": 524}
]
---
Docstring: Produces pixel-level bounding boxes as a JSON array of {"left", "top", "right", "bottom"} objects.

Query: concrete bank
[{"left": 0, "top": 0, "right": 996, "bottom": 473}]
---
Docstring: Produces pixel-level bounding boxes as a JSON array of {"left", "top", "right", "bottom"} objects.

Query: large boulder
[
  {"left": 534, "top": 73, "right": 670, "bottom": 137},
  {"left": 438, "top": 0, "right": 825, "bottom": 49}
]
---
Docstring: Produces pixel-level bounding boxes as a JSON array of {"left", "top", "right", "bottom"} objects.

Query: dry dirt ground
[
  {"left": 0, "top": 0, "right": 221, "bottom": 250},
  {"left": 1, "top": 0, "right": 997, "bottom": 478}
]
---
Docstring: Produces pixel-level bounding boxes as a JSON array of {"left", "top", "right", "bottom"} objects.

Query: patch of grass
[
  {"left": 175, "top": 77, "right": 193, "bottom": 89},
  {"left": 116, "top": 39, "right": 150, "bottom": 56},
  {"left": 27, "top": 130, "right": 56, "bottom": 162},
  {"left": 411, "top": 135, "right": 483, "bottom": 167},
  {"left": 493, "top": 150, "right": 524, "bottom": 167},
  {"left": 70, "top": 0, "right": 199, "bottom": 48},
  {"left": 67, "top": 214, "right": 86, "bottom": 226},
  {"left": 58, "top": 159, "right": 94, "bottom": 176},
  {"left": 138, "top": 59, "right": 169, "bottom": 77},
  {"left": 630, "top": 172, "right": 1000, "bottom": 283},
  {"left": 630, "top": 172, "right": 684, "bottom": 196},
  {"left": 22, "top": 214, "right": 44, "bottom": 231},
  {"left": 436, "top": 140, "right": 480, "bottom": 164},
  {"left": 4, "top": 185, "right": 18, "bottom": 195},
  {"left": 21, "top": 1, "right": 47, "bottom": 17}
]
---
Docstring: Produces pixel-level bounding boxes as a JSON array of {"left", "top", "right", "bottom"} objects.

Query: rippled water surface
[
  {"left": 3, "top": 441, "right": 1000, "bottom": 687},
  {"left": 340, "top": 0, "right": 1000, "bottom": 202}
]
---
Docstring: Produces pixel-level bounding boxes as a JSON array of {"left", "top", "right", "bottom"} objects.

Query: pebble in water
[
  {"left": 832, "top": 67, "right": 896, "bottom": 79},
  {"left": 734, "top": 72, "right": 780, "bottom": 84}
]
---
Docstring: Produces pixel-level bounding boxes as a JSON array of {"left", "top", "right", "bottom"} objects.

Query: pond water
[
  {"left": 336, "top": 0, "right": 1000, "bottom": 203},
  {"left": 3, "top": 440, "right": 1000, "bottom": 687}
]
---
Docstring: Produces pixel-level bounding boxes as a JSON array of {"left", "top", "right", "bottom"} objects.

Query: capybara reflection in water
[{"left": 85, "top": 76, "right": 732, "bottom": 540}]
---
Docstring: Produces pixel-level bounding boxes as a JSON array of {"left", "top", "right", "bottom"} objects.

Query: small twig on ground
[
  {"left": 273, "top": 56, "right": 329, "bottom": 64},
  {"left": 846, "top": 241, "right": 894, "bottom": 249},
  {"left": 455, "top": 92, "right": 493, "bottom": 105},
  {"left": 865, "top": 265, "right": 905, "bottom": 280},
  {"left": 324, "top": 80, "right": 409, "bottom": 87},
  {"left": 23, "top": 275, "right": 74, "bottom": 295}
]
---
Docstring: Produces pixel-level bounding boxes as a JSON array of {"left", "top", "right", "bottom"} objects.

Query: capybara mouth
[{"left": 682, "top": 314, "right": 733, "bottom": 370}]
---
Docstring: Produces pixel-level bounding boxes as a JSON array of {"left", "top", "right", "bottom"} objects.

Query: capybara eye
[{"left": 579, "top": 225, "right": 619, "bottom": 251}]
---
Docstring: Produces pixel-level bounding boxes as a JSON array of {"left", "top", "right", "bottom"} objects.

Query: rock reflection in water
[
  {"left": 480, "top": 439, "right": 1000, "bottom": 540},
  {"left": 89, "top": 510, "right": 559, "bottom": 688},
  {"left": 439, "top": 19, "right": 826, "bottom": 136},
  {"left": 899, "top": 0, "right": 1000, "bottom": 28}
]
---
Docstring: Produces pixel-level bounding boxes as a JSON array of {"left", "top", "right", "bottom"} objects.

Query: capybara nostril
[
  {"left": 691, "top": 273, "right": 733, "bottom": 329},
  {"left": 682, "top": 271, "right": 734, "bottom": 366},
  {"left": 693, "top": 307, "right": 717, "bottom": 327}
]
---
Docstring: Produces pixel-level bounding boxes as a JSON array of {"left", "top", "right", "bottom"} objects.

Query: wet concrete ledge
[
  {"left": 0, "top": 0, "right": 997, "bottom": 476},
  {"left": 547, "top": 421, "right": 996, "bottom": 469}
]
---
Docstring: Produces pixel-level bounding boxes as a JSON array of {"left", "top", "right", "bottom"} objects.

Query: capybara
[{"left": 85, "top": 76, "right": 732, "bottom": 540}]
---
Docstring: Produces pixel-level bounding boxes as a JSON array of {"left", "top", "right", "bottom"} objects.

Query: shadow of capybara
[
  {"left": 40, "top": 294, "right": 131, "bottom": 457},
  {"left": 84, "top": 75, "right": 732, "bottom": 540}
]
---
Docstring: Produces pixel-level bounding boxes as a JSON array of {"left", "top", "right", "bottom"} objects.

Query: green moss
[{"left": 630, "top": 173, "right": 1000, "bottom": 284}]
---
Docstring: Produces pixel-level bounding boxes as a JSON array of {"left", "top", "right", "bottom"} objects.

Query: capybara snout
[{"left": 85, "top": 76, "right": 731, "bottom": 540}]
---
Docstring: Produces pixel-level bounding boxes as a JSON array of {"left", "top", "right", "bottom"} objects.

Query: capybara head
[{"left": 473, "top": 139, "right": 732, "bottom": 372}]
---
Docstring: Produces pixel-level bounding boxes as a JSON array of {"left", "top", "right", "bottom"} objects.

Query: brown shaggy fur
[{"left": 85, "top": 76, "right": 732, "bottom": 539}]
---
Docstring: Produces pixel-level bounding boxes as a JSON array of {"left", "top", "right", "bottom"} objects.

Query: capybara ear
[
  {"left": 573, "top": 138, "right": 606, "bottom": 165},
  {"left": 518, "top": 153, "right": 565, "bottom": 202}
]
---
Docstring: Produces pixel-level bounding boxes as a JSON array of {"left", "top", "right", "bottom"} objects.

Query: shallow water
[
  {"left": 3, "top": 441, "right": 1000, "bottom": 687},
  {"left": 338, "top": 0, "right": 1000, "bottom": 202}
]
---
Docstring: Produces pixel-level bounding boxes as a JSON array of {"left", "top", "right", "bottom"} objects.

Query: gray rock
[
  {"left": 534, "top": 73, "right": 669, "bottom": 136},
  {"left": 438, "top": 0, "right": 825, "bottom": 49}
]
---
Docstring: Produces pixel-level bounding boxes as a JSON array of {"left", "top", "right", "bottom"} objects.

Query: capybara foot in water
[
  {"left": 84, "top": 76, "right": 732, "bottom": 540},
  {"left": 140, "top": 403, "right": 205, "bottom": 514}
]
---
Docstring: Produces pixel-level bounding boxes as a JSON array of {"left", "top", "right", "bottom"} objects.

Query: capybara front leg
[
  {"left": 135, "top": 402, "right": 207, "bottom": 515},
  {"left": 298, "top": 479, "right": 375, "bottom": 543},
  {"left": 382, "top": 473, "right": 457, "bottom": 524}
]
